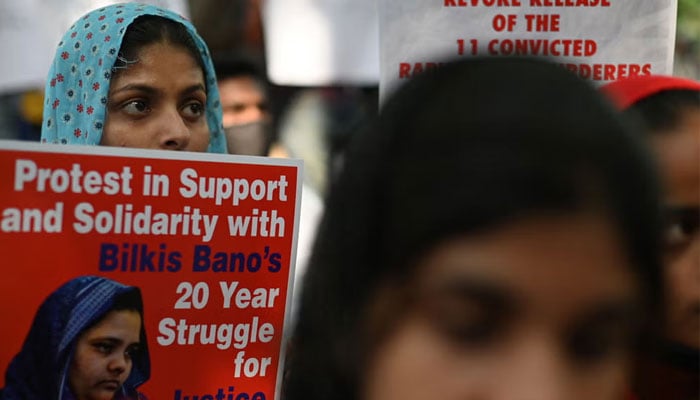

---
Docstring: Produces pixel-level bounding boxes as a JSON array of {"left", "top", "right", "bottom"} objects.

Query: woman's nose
[
  {"left": 158, "top": 109, "right": 191, "bottom": 150},
  {"left": 496, "top": 333, "right": 573, "bottom": 400},
  {"left": 107, "top": 353, "right": 129, "bottom": 375}
]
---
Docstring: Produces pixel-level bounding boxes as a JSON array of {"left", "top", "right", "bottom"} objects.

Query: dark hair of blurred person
[
  {"left": 284, "top": 57, "right": 664, "bottom": 400},
  {"left": 602, "top": 75, "right": 700, "bottom": 400}
]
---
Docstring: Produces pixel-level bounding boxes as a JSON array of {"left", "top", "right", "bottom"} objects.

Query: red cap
[{"left": 600, "top": 75, "right": 700, "bottom": 110}]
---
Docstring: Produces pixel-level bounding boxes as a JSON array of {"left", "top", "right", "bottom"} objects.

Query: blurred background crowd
[
  {"left": 0, "top": 0, "right": 698, "bottom": 200},
  {"left": 0, "top": 3, "right": 697, "bottom": 399}
]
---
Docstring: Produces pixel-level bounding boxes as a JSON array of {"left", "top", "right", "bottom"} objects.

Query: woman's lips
[{"left": 98, "top": 380, "right": 121, "bottom": 391}]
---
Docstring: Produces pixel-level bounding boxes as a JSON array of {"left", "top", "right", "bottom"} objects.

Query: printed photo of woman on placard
[{"left": 0, "top": 276, "right": 149, "bottom": 400}]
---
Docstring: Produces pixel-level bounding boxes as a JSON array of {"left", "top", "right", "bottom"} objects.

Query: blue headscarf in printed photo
[
  {"left": 40, "top": 2, "right": 227, "bottom": 153},
  {"left": 1, "top": 276, "right": 150, "bottom": 400}
]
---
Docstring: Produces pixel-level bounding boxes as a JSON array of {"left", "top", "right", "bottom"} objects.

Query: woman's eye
[
  {"left": 125, "top": 345, "right": 141, "bottom": 359},
  {"left": 664, "top": 222, "right": 691, "bottom": 248},
  {"left": 416, "top": 282, "right": 511, "bottom": 349},
  {"left": 437, "top": 317, "right": 497, "bottom": 346},
  {"left": 122, "top": 100, "right": 149, "bottom": 115},
  {"left": 566, "top": 306, "right": 638, "bottom": 367},
  {"left": 424, "top": 298, "right": 503, "bottom": 348},
  {"left": 566, "top": 325, "right": 632, "bottom": 366},
  {"left": 182, "top": 101, "right": 204, "bottom": 119},
  {"left": 93, "top": 342, "right": 115, "bottom": 354},
  {"left": 663, "top": 207, "right": 699, "bottom": 250}
]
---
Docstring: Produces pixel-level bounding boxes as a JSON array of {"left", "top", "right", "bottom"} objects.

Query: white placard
[
  {"left": 379, "top": 0, "right": 678, "bottom": 102},
  {"left": 262, "top": 0, "right": 380, "bottom": 86},
  {"left": 0, "top": 0, "right": 189, "bottom": 94}
]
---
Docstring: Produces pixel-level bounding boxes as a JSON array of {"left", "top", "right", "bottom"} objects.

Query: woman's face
[
  {"left": 363, "top": 213, "right": 639, "bottom": 400},
  {"left": 651, "top": 107, "right": 700, "bottom": 349},
  {"left": 102, "top": 42, "right": 210, "bottom": 151},
  {"left": 69, "top": 309, "right": 142, "bottom": 400}
]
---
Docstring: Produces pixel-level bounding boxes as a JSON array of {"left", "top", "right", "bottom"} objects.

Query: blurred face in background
[
  {"left": 651, "top": 106, "right": 700, "bottom": 349},
  {"left": 218, "top": 75, "right": 272, "bottom": 156},
  {"left": 219, "top": 75, "right": 268, "bottom": 127},
  {"left": 363, "top": 212, "right": 640, "bottom": 400}
]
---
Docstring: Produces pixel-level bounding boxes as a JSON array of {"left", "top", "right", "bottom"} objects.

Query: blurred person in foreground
[
  {"left": 602, "top": 75, "right": 700, "bottom": 400},
  {"left": 40, "top": 3, "right": 227, "bottom": 153},
  {"left": 284, "top": 57, "right": 663, "bottom": 400}
]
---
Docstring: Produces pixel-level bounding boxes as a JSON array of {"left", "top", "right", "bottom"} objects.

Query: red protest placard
[{"left": 0, "top": 141, "right": 301, "bottom": 400}]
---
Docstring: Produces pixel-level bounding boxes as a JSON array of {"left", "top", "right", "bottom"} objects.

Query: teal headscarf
[{"left": 40, "top": 3, "right": 227, "bottom": 153}]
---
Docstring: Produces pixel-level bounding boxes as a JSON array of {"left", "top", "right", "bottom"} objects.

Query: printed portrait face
[
  {"left": 69, "top": 309, "right": 142, "bottom": 400},
  {"left": 102, "top": 42, "right": 210, "bottom": 151},
  {"left": 363, "top": 213, "right": 639, "bottom": 400},
  {"left": 651, "top": 106, "right": 700, "bottom": 349}
]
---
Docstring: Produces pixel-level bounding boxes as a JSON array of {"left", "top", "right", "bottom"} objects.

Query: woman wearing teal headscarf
[{"left": 40, "top": 3, "right": 227, "bottom": 153}]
